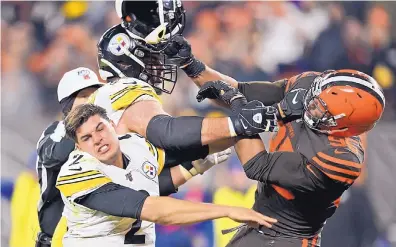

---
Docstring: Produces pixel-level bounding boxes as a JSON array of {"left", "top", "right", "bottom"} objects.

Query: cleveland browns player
[{"left": 195, "top": 70, "right": 385, "bottom": 247}]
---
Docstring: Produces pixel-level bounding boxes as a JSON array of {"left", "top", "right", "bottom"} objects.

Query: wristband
[
  {"left": 228, "top": 117, "right": 237, "bottom": 137},
  {"left": 182, "top": 58, "right": 205, "bottom": 78}
]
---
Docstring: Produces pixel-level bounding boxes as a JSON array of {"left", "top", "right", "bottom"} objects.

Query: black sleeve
[
  {"left": 164, "top": 145, "right": 209, "bottom": 167},
  {"left": 37, "top": 121, "right": 75, "bottom": 169},
  {"left": 243, "top": 151, "right": 329, "bottom": 193},
  {"left": 158, "top": 167, "right": 177, "bottom": 196},
  {"left": 75, "top": 182, "right": 149, "bottom": 220},
  {"left": 238, "top": 79, "right": 287, "bottom": 105},
  {"left": 146, "top": 115, "right": 204, "bottom": 151}
]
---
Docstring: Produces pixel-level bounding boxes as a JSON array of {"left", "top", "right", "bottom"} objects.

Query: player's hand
[
  {"left": 274, "top": 89, "right": 305, "bottom": 123},
  {"left": 193, "top": 148, "right": 232, "bottom": 174},
  {"left": 230, "top": 100, "right": 279, "bottom": 136},
  {"left": 196, "top": 80, "right": 247, "bottom": 110},
  {"left": 226, "top": 206, "right": 277, "bottom": 228},
  {"left": 163, "top": 35, "right": 193, "bottom": 68}
]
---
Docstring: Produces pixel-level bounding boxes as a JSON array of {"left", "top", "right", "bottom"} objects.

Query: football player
[
  {"left": 35, "top": 67, "right": 232, "bottom": 247},
  {"left": 57, "top": 103, "right": 277, "bottom": 247},
  {"left": 35, "top": 68, "right": 104, "bottom": 247},
  {"left": 91, "top": 23, "right": 278, "bottom": 169},
  {"left": 195, "top": 70, "right": 385, "bottom": 247}
]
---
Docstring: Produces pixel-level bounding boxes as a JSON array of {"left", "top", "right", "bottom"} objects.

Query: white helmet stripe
[
  {"left": 115, "top": 0, "right": 124, "bottom": 18},
  {"left": 322, "top": 76, "right": 385, "bottom": 104},
  {"left": 157, "top": 0, "right": 165, "bottom": 25}
]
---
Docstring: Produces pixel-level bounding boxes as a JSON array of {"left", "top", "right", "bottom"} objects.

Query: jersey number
[{"left": 71, "top": 154, "right": 84, "bottom": 165}]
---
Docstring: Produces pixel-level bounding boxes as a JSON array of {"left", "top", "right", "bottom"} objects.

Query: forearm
[
  {"left": 238, "top": 79, "right": 286, "bottom": 104},
  {"left": 234, "top": 136, "right": 266, "bottom": 165},
  {"left": 201, "top": 117, "right": 233, "bottom": 145},
  {"left": 208, "top": 137, "right": 236, "bottom": 154},
  {"left": 141, "top": 196, "right": 230, "bottom": 226},
  {"left": 170, "top": 165, "right": 188, "bottom": 188},
  {"left": 190, "top": 65, "right": 239, "bottom": 89}
]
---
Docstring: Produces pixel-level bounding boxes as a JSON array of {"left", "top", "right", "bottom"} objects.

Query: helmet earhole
[
  {"left": 357, "top": 93, "right": 362, "bottom": 98},
  {"left": 158, "top": 30, "right": 165, "bottom": 38},
  {"left": 331, "top": 92, "right": 338, "bottom": 95}
]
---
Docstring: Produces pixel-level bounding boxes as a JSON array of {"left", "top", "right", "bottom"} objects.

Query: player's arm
[
  {"left": 158, "top": 148, "right": 232, "bottom": 196},
  {"left": 235, "top": 137, "right": 363, "bottom": 193},
  {"left": 73, "top": 178, "right": 277, "bottom": 227},
  {"left": 164, "top": 35, "right": 289, "bottom": 105},
  {"left": 119, "top": 100, "right": 233, "bottom": 148},
  {"left": 37, "top": 121, "right": 75, "bottom": 169}
]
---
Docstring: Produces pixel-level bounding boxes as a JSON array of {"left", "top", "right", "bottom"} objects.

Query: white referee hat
[{"left": 57, "top": 67, "right": 104, "bottom": 102}]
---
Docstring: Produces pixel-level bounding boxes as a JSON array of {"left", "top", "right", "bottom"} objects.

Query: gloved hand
[
  {"left": 229, "top": 100, "right": 279, "bottom": 135},
  {"left": 197, "top": 81, "right": 279, "bottom": 135},
  {"left": 274, "top": 88, "right": 305, "bottom": 123},
  {"left": 192, "top": 148, "right": 232, "bottom": 174},
  {"left": 196, "top": 80, "right": 247, "bottom": 110},
  {"left": 163, "top": 35, "right": 205, "bottom": 77},
  {"left": 163, "top": 35, "right": 193, "bottom": 68}
]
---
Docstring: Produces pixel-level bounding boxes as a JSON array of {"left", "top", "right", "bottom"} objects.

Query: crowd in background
[{"left": 1, "top": 1, "right": 396, "bottom": 247}]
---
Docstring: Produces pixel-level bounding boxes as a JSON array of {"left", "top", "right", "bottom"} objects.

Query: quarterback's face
[{"left": 75, "top": 114, "right": 121, "bottom": 165}]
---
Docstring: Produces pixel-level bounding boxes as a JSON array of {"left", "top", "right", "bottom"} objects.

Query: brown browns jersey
[{"left": 242, "top": 72, "right": 365, "bottom": 238}]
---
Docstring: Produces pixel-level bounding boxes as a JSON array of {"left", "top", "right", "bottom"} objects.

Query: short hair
[{"left": 65, "top": 103, "right": 110, "bottom": 141}]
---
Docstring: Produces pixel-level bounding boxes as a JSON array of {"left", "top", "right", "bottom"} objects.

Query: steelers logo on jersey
[
  {"left": 141, "top": 161, "right": 157, "bottom": 180},
  {"left": 108, "top": 33, "right": 133, "bottom": 56}
]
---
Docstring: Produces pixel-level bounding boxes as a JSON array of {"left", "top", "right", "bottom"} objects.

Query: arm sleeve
[
  {"left": 146, "top": 115, "right": 205, "bottom": 151},
  {"left": 37, "top": 121, "right": 75, "bottom": 169},
  {"left": 243, "top": 151, "right": 328, "bottom": 193},
  {"left": 164, "top": 145, "right": 209, "bottom": 167},
  {"left": 158, "top": 167, "right": 177, "bottom": 196},
  {"left": 75, "top": 182, "right": 149, "bottom": 220},
  {"left": 238, "top": 79, "right": 287, "bottom": 105}
]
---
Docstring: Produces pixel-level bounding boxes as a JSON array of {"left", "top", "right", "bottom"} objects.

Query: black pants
[{"left": 226, "top": 226, "right": 321, "bottom": 247}]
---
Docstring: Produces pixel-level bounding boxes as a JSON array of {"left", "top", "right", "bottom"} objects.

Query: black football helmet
[
  {"left": 115, "top": 0, "right": 186, "bottom": 46},
  {"left": 97, "top": 24, "right": 178, "bottom": 94}
]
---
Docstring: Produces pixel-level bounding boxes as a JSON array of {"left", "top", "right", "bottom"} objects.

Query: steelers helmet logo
[
  {"left": 141, "top": 161, "right": 157, "bottom": 180},
  {"left": 108, "top": 33, "right": 133, "bottom": 56}
]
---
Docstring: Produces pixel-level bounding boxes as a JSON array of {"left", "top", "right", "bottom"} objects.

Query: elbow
[
  {"left": 139, "top": 196, "right": 169, "bottom": 225},
  {"left": 243, "top": 151, "right": 270, "bottom": 182}
]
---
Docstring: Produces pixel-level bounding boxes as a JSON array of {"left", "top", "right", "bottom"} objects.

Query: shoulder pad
[
  {"left": 57, "top": 150, "right": 111, "bottom": 198},
  {"left": 285, "top": 71, "right": 321, "bottom": 93},
  {"left": 311, "top": 146, "right": 362, "bottom": 185}
]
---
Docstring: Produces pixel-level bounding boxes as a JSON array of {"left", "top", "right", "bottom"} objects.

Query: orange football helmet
[{"left": 303, "top": 69, "right": 385, "bottom": 137}]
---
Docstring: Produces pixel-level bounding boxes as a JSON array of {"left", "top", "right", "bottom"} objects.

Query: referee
[{"left": 35, "top": 68, "right": 104, "bottom": 247}]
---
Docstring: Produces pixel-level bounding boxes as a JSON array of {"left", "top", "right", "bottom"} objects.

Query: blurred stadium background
[{"left": 1, "top": 1, "right": 396, "bottom": 247}]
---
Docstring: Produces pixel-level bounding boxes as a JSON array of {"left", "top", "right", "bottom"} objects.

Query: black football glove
[
  {"left": 197, "top": 81, "right": 278, "bottom": 136},
  {"left": 163, "top": 35, "right": 205, "bottom": 77},
  {"left": 163, "top": 35, "right": 193, "bottom": 68},
  {"left": 196, "top": 80, "right": 247, "bottom": 110},
  {"left": 273, "top": 89, "right": 305, "bottom": 123},
  {"left": 230, "top": 100, "right": 279, "bottom": 136}
]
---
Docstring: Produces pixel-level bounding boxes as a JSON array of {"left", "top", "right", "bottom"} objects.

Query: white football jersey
[
  {"left": 88, "top": 77, "right": 161, "bottom": 126},
  {"left": 56, "top": 133, "right": 165, "bottom": 247}
]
